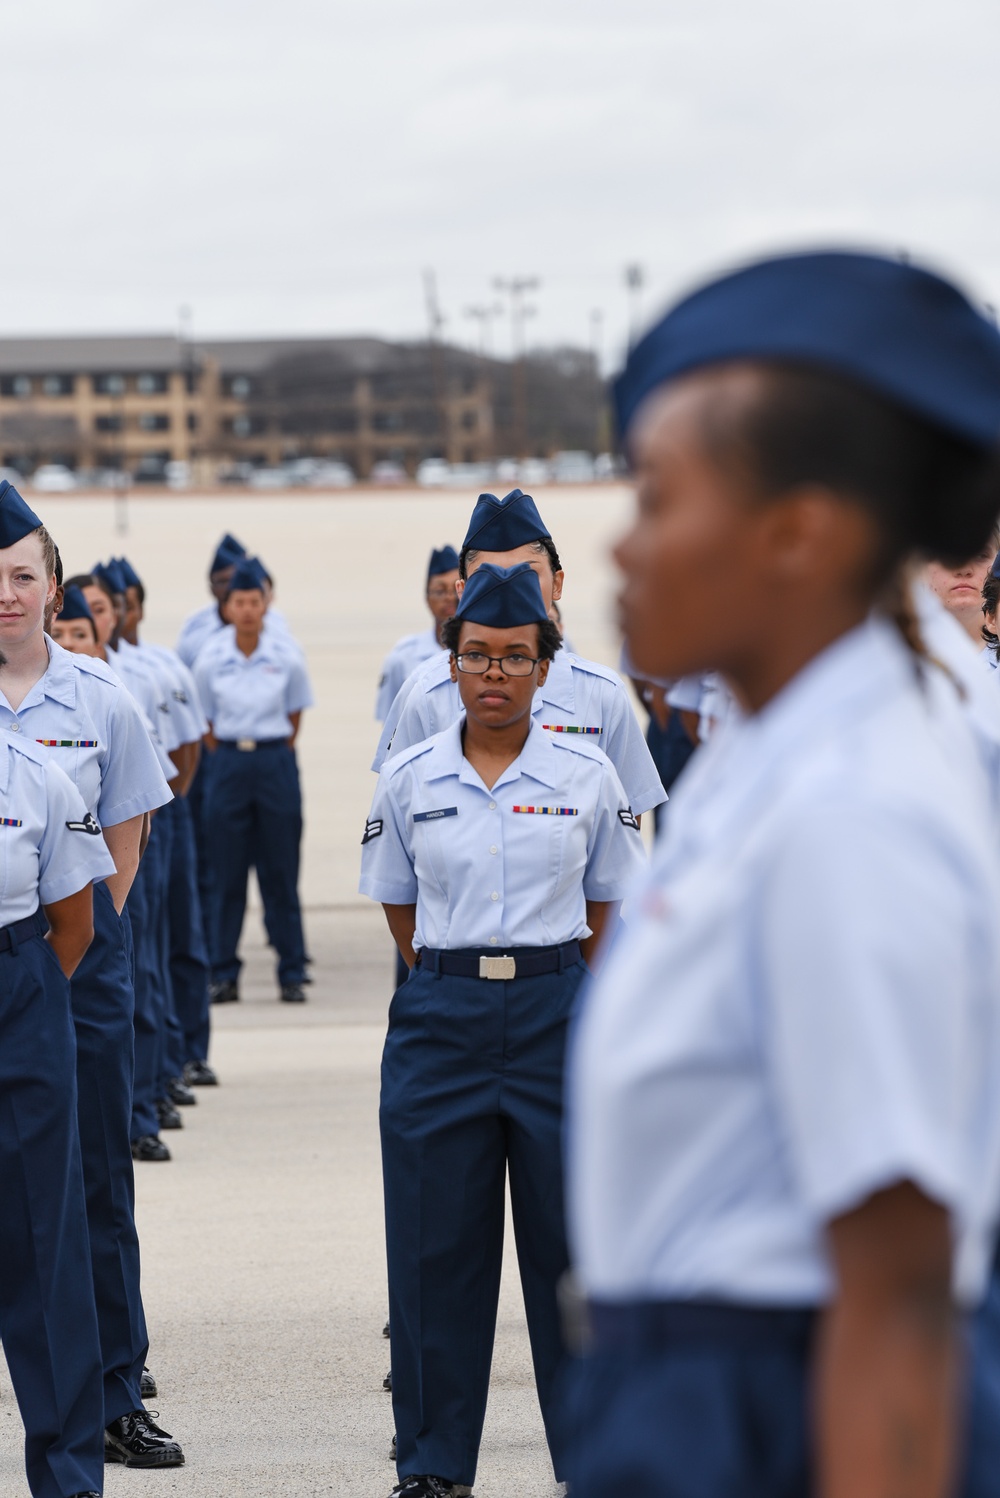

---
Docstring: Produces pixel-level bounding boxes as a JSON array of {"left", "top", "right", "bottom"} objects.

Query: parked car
[
  {"left": 516, "top": 458, "right": 551, "bottom": 486},
  {"left": 306, "top": 461, "right": 355, "bottom": 488},
  {"left": 30, "top": 464, "right": 77, "bottom": 492},
  {"left": 0, "top": 465, "right": 24, "bottom": 488},
  {"left": 551, "top": 450, "right": 596, "bottom": 483},
  {"left": 594, "top": 452, "right": 619, "bottom": 480},
  {"left": 369, "top": 460, "right": 408, "bottom": 486},
  {"left": 248, "top": 466, "right": 293, "bottom": 489},
  {"left": 416, "top": 458, "right": 451, "bottom": 488},
  {"left": 166, "top": 460, "right": 191, "bottom": 490}
]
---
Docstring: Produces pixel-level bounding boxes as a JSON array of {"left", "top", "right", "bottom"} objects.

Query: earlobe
[
  {"left": 551, "top": 571, "right": 565, "bottom": 603},
  {"left": 449, "top": 655, "right": 458, "bottom": 684},
  {"left": 537, "top": 659, "right": 550, "bottom": 687}
]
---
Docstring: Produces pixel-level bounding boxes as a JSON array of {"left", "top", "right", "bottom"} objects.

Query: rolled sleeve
[{"left": 97, "top": 694, "right": 172, "bottom": 825}]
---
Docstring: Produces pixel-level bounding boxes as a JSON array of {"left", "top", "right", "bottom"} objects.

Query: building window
[
  {"left": 0, "top": 375, "right": 34, "bottom": 398},
  {"left": 461, "top": 409, "right": 477, "bottom": 430},
  {"left": 229, "top": 377, "right": 252, "bottom": 399},
  {"left": 94, "top": 374, "right": 126, "bottom": 395},
  {"left": 187, "top": 413, "right": 198, "bottom": 431},
  {"left": 138, "top": 413, "right": 170, "bottom": 432},
  {"left": 95, "top": 415, "right": 123, "bottom": 433},
  {"left": 230, "top": 414, "right": 265, "bottom": 437},
  {"left": 136, "top": 373, "right": 167, "bottom": 395},
  {"left": 42, "top": 375, "right": 74, "bottom": 397}
]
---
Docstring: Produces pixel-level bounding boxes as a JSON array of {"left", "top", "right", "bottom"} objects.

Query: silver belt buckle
[
  {"left": 479, "top": 955, "right": 516, "bottom": 980},
  {"left": 236, "top": 738, "right": 257, "bottom": 752}
]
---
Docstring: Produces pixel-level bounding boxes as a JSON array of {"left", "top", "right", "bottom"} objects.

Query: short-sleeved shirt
[
  {"left": 176, "top": 601, "right": 296, "bottom": 668},
  {"left": 0, "top": 735, "right": 118, "bottom": 922},
  {"left": 0, "top": 638, "right": 172, "bottom": 827},
  {"left": 360, "top": 716, "right": 646, "bottom": 951},
  {"left": 135, "top": 643, "right": 209, "bottom": 742},
  {"left": 375, "top": 626, "right": 442, "bottom": 722},
  {"left": 568, "top": 618, "right": 1000, "bottom": 1310},
  {"left": 193, "top": 627, "right": 314, "bottom": 741},
  {"left": 373, "top": 649, "right": 667, "bottom": 817},
  {"left": 108, "top": 641, "right": 183, "bottom": 755}
]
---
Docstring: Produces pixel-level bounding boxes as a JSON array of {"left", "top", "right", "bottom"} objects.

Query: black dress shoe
[
  {"left": 389, "top": 1478, "right": 471, "bottom": 1497},
  {"left": 156, "top": 1099, "right": 183, "bottom": 1130},
  {"left": 281, "top": 982, "right": 307, "bottom": 1003},
  {"left": 383, "top": 1368, "right": 392, "bottom": 1391},
  {"left": 209, "top": 979, "right": 239, "bottom": 1004},
  {"left": 390, "top": 1433, "right": 396, "bottom": 1462},
  {"left": 383, "top": 1319, "right": 391, "bottom": 1338},
  {"left": 105, "top": 1410, "right": 185, "bottom": 1467},
  {"left": 183, "top": 1059, "right": 219, "bottom": 1087},
  {"left": 71, "top": 1491, "right": 101, "bottom": 1496},
  {"left": 140, "top": 1365, "right": 157, "bottom": 1399},
  {"left": 131, "top": 1135, "right": 171, "bottom": 1162},
  {"left": 167, "top": 1076, "right": 197, "bottom": 1106}
]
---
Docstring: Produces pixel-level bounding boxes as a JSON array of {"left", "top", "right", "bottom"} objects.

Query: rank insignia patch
[
  {"left": 618, "top": 808, "right": 640, "bottom": 830},
  {"left": 66, "top": 813, "right": 101, "bottom": 836},
  {"left": 362, "top": 818, "right": 384, "bottom": 844}
]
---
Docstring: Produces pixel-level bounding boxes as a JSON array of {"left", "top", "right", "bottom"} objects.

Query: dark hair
[
  {"left": 701, "top": 363, "right": 1000, "bottom": 577},
  {"left": 53, "top": 543, "right": 63, "bottom": 587},
  {"left": 459, "top": 537, "right": 562, "bottom": 581},
  {"left": 128, "top": 580, "right": 146, "bottom": 606},
  {"left": 441, "top": 614, "right": 563, "bottom": 662},
  {"left": 65, "top": 571, "right": 115, "bottom": 606},
  {"left": 983, "top": 571, "right": 1000, "bottom": 659}
]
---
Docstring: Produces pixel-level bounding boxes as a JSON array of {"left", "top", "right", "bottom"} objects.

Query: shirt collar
[
  {"left": 536, "top": 649, "right": 576, "bottom": 713},
  {"left": 421, "top": 715, "right": 560, "bottom": 791},
  {"left": 28, "top": 636, "right": 79, "bottom": 710}
]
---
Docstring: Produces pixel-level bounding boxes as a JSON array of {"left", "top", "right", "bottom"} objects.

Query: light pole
[
  {"left": 625, "top": 263, "right": 645, "bottom": 346},
  {"left": 494, "top": 276, "right": 540, "bottom": 459}
]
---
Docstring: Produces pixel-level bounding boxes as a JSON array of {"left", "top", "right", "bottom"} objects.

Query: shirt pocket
[
  {"left": 507, "top": 806, "right": 570, "bottom": 939},
  {"left": 409, "top": 808, "right": 460, "bottom": 899}
]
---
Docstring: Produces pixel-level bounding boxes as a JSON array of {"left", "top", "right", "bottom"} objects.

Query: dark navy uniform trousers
[
  {"left": 129, "top": 811, "right": 172, "bottom": 1140},
  {"left": 71, "top": 878, "right": 148, "bottom": 1423},
  {"left": 1, "top": 921, "right": 105, "bottom": 1498},
  {"left": 561, "top": 1293, "right": 1000, "bottom": 1497},
  {"left": 204, "top": 740, "right": 306, "bottom": 986},
  {"left": 165, "top": 792, "right": 211, "bottom": 1067},
  {"left": 381, "top": 956, "right": 586, "bottom": 1488}
]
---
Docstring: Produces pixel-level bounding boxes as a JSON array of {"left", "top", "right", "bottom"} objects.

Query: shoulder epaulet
[
  {"left": 381, "top": 727, "right": 450, "bottom": 777},
  {"left": 564, "top": 652, "right": 625, "bottom": 688}
]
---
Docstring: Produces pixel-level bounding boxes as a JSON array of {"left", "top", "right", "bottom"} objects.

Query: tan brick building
[{"left": 0, "top": 334, "right": 496, "bottom": 482}]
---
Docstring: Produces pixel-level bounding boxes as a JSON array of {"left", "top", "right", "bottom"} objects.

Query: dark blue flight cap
[
  {"left": 614, "top": 250, "right": 1000, "bottom": 449},
  {"left": 115, "top": 556, "right": 143, "bottom": 590},
  {"left": 462, "top": 490, "right": 550, "bottom": 552},
  {"left": 209, "top": 533, "right": 247, "bottom": 576},
  {"left": 991, "top": 552, "right": 1000, "bottom": 580},
  {"left": 0, "top": 478, "right": 43, "bottom": 549},
  {"left": 454, "top": 562, "right": 549, "bottom": 629},
  {"left": 59, "top": 585, "right": 95, "bottom": 623},
  {"left": 93, "top": 559, "right": 128, "bottom": 596},
  {"left": 428, "top": 545, "right": 460, "bottom": 579},
  {"left": 228, "top": 559, "right": 266, "bottom": 593}
]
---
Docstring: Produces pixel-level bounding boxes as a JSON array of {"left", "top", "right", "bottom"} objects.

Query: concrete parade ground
[{"left": 0, "top": 485, "right": 637, "bottom": 1497}]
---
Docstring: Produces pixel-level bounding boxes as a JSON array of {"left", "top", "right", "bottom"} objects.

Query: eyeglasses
[
  {"left": 455, "top": 651, "right": 541, "bottom": 677},
  {"left": 427, "top": 587, "right": 457, "bottom": 601}
]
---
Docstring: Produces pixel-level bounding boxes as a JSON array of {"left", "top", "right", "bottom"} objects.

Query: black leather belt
[
  {"left": 416, "top": 941, "right": 582, "bottom": 980},
  {"left": 0, "top": 908, "right": 48, "bottom": 954},
  {"left": 217, "top": 738, "right": 289, "bottom": 752}
]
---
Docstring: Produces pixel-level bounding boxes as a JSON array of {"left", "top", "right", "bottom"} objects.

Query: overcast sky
[{"left": 2, "top": 0, "right": 998, "bottom": 368}]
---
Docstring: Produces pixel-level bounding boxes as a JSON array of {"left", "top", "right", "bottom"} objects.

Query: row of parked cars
[{"left": 0, "top": 451, "right": 621, "bottom": 494}]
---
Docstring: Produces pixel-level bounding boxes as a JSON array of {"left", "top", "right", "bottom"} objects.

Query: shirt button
[
  {"left": 489, "top": 936, "right": 499, "bottom": 945},
  {"left": 490, "top": 891, "right": 499, "bottom": 901},
  {"left": 9, "top": 721, "right": 19, "bottom": 732},
  {"left": 489, "top": 845, "right": 497, "bottom": 855},
  {"left": 488, "top": 801, "right": 496, "bottom": 810}
]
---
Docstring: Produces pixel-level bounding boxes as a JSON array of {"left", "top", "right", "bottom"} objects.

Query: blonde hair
[{"left": 30, "top": 525, "right": 57, "bottom": 578}]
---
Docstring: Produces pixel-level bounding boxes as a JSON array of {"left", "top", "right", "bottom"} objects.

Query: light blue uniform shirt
[
  {"left": 109, "top": 641, "right": 183, "bottom": 754},
  {"left": 376, "top": 626, "right": 443, "bottom": 723},
  {"left": 373, "top": 649, "right": 667, "bottom": 817},
  {"left": 0, "top": 735, "right": 118, "bottom": 922},
  {"left": 135, "top": 643, "right": 209, "bottom": 742},
  {"left": 568, "top": 618, "right": 1000, "bottom": 1309},
  {"left": 360, "top": 716, "right": 645, "bottom": 951},
  {"left": 193, "top": 627, "right": 314, "bottom": 742},
  {"left": 176, "top": 601, "right": 295, "bottom": 669},
  {"left": 0, "top": 638, "right": 172, "bottom": 827}
]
